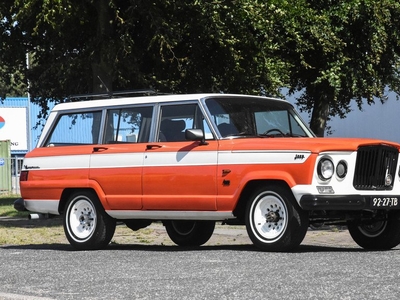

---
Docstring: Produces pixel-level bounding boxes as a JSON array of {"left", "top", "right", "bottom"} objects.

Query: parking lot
[{"left": 1, "top": 221, "right": 399, "bottom": 300}]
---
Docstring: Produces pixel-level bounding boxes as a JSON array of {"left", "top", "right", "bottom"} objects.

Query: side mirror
[{"left": 185, "top": 129, "right": 208, "bottom": 145}]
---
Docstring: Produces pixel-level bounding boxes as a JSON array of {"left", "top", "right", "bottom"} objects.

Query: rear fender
[{"left": 58, "top": 180, "right": 108, "bottom": 214}]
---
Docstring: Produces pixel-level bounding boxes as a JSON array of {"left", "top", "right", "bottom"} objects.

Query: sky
[{"left": 287, "top": 91, "right": 400, "bottom": 143}]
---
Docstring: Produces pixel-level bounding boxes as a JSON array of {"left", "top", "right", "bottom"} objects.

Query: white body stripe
[
  {"left": 23, "top": 155, "right": 90, "bottom": 170},
  {"left": 24, "top": 150, "right": 311, "bottom": 171},
  {"left": 218, "top": 150, "right": 311, "bottom": 165},
  {"left": 144, "top": 151, "right": 217, "bottom": 166},
  {"left": 90, "top": 153, "right": 144, "bottom": 168}
]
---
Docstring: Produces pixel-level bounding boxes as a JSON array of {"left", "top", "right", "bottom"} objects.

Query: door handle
[
  {"left": 146, "top": 144, "right": 162, "bottom": 150},
  {"left": 93, "top": 146, "right": 108, "bottom": 152}
]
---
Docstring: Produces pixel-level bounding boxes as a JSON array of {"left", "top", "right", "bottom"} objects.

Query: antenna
[{"left": 97, "top": 76, "right": 112, "bottom": 97}]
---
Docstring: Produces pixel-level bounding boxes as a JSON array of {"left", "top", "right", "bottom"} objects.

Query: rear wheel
[
  {"left": 245, "top": 184, "right": 308, "bottom": 251},
  {"left": 347, "top": 211, "right": 400, "bottom": 250},
  {"left": 165, "top": 220, "right": 215, "bottom": 246},
  {"left": 63, "top": 191, "right": 116, "bottom": 250}
]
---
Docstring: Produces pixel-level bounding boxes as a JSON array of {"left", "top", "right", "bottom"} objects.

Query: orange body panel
[{"left": 22, "top": 136, "right": 396, "bottom": 214}]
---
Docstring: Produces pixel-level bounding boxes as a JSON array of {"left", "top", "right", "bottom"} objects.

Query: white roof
[{"left": 51, "top": 93, "right": 288, "bottom": 111}]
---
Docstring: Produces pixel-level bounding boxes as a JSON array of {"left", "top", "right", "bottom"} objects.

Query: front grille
[{"left": 353, "top": 145, "right": 398, "bottom": 190}]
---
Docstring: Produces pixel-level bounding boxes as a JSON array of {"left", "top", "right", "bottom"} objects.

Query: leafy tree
[
  {"left": 4, "top": 0, "right": 400, "bottom": 137},
  {"left": 7, "top": 0, "right": 286, "bottom": 117},
  {"left": 264, "top": 0, "right": 400, "bottom": 136},
  {"left": 0, "top": 0, "right": 27, "bottom": 99}
]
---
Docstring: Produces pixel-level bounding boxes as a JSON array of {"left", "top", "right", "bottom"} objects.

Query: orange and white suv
[{"left": 19, "top": 93, "right": 400, "bottom": 251}]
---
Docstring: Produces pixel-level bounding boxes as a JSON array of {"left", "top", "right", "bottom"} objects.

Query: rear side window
[
  {"left": 44, "top": 111, "right": 102, "bottom": 146},
  {"left": 104, "top": 106, "right": 153, "bottom": 143}
]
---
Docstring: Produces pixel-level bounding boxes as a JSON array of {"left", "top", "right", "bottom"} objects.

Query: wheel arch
[
  {"left": 233, "top": 179, "right": 292, "bottom": 221},
  {"left": 58, "top": 187, "right": 106, "bottom": 214}
]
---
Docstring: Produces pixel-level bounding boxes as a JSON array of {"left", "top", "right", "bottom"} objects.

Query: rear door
[{"left": 89, "top": 105, "right": 153, "bottom": 210}]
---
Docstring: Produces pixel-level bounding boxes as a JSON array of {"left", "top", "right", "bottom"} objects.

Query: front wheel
[
  {"left": 245, "top": 184, "right": 308, "bottom": 252},
  {"left": 165, "top": 220, "right": 215, "bottom": 246},
  {"left": 347, "top": 211, "right": 400, "bottom": 250},
  {"left": 63, "top": 191, "right": 116, "bottom": 250}
]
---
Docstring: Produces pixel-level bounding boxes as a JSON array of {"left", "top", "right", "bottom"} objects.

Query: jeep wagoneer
[{"left": 19, "top": 93, "right": 400, "bottom": 251}]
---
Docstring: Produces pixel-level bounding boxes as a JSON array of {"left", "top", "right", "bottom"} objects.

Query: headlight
[
  {"left": 336, "top": 160, "right": 347, "bottom": 179},
  {"left": 318, "top": 157, "right": 334, "bottom": 181}
]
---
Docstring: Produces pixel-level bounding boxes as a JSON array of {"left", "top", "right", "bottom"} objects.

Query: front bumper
[{"left": 300, "top": 194, "right": 400, "bottom": 210}]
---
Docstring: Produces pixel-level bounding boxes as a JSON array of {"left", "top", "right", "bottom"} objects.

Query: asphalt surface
[
  {"left": 1, "top": 219, "right": 400, "bottom": 299},
  {"left": 1, "top": 241, "right": 400, "bottom": 300}
]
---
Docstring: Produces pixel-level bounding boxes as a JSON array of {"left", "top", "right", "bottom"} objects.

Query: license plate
[{"left": 371, "top": 197, "right": 399, "bottom": 208}]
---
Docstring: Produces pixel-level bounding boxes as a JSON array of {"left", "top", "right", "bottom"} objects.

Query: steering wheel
[{"left": 263, "top": 128, "right": 285, "bottom": 136}]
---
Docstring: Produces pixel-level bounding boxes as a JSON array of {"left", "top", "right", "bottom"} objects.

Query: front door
[{"left": 142, "top": 103, "right": 217, "bottom": 211}]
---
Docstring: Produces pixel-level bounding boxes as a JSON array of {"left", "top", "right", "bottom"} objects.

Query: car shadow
[
  {"left": 0, "top": 216, "right": 63, "bottom": 228},
  {"left": 0, "top": 242, "right": 389, "bottom": 253}
]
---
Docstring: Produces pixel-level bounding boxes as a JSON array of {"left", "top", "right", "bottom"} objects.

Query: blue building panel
[{"left": 0, "top": 97, "right": 54, "bottom": 155}]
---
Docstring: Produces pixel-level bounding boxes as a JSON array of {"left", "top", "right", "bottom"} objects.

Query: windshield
[{"left": 204, "top": 97, "right": 314, "bottom": 138}]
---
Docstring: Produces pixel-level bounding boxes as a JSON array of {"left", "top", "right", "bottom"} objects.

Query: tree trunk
[
  {"left": 309, "top": 95, "right": 330, "bottom": 137},
  {"left": 91, "top": 0, "right": 114, "bottom": 143}
]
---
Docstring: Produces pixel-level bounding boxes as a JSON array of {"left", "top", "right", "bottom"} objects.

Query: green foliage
[
  {"left": 264, "top": 0, "right": 400, "bottom": 135},
  {"left": 1, "top": 0, "right": 400, "bottom": 135},
  {"left": 0, "top": 0, "right": 27, "bottom": 99},
  {"left": 6, "top": 0, "right": 287, "bottom": 116}
]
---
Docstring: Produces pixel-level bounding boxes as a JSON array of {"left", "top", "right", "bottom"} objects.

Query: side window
[
  {"left": 213, "top": 113, "right": 239, "bottom": 137},
  {"left": 45, "top": 111, "right": 102, "bottom": 146},
  {"left": 158, "top": 104, "right": 213, "bottom": 142},
  {"left": 104, "top": 106, "right": 153, "bottom": 144}
]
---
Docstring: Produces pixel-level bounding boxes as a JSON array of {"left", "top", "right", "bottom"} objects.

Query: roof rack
[{"left": 68, "top": 89, "right": 157, "bottom": 101}]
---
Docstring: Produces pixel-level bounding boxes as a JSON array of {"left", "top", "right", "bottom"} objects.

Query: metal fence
[{"left": 0, "top": 157, "right": 23, "bottom": 195}]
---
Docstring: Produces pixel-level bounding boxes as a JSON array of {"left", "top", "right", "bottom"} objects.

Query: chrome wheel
[
  {"left": 63, "top": 191, "right": 116, "bottom": 250},
  {"left": 245, "top": 184, "right": 308, "bottom": 251},
  {"left": 249, "top": 191, "right": 288, "bottom": 242},
  {"left": 66, "top": 198, "right": 97, "bottom": 242}
]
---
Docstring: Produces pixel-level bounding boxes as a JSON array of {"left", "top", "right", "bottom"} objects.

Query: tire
[
  {"left": 347, "top": 211, "right": 400, "bottom": 250},
  {"left": 63, "top": 191, "right": 116, "bottom": 250},
  {"left": 165, "top": 220, "right": 215, "bottom": 246},
  {"left": 245, "top": 184, "right": 308, "bottom": 252}
]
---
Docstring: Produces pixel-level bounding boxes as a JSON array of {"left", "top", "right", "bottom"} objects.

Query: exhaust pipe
[{"left": 28, "top": 213, "right": 48, "bottom": 220}]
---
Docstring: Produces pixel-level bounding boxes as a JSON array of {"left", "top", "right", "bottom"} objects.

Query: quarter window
[{"left": 45, "top": 111, "right": 102, "bottom": 146}]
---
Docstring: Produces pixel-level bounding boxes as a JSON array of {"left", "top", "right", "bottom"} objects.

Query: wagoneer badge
[{"left": 294, "top": 154, "right": 305, "bottom": 160}]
